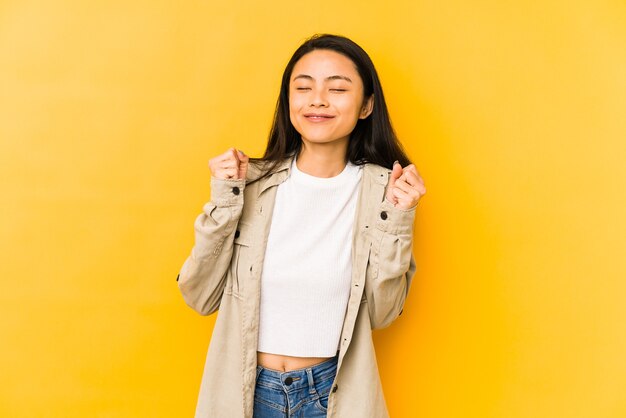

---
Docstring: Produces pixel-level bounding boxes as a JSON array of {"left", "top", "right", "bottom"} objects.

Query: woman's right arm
[{"left": 177, "top": 148, "right": 248, "bottom": 315}]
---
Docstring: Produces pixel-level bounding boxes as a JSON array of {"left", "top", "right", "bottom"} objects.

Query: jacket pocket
[{"left": 231, "top": 222, "right": 252, "bottom": 297}]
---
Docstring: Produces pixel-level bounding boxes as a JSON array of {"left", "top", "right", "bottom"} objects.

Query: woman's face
[{"left": 289, "top": 49, "right": 373, "bottom": 151}]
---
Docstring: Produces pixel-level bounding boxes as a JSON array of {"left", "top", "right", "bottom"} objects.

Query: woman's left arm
[{"left": 364, "top": 163, "right": 425, "bottom": 329}]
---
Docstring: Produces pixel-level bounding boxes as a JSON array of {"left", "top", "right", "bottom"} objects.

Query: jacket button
[
  {"left": 380, "top": 211, "right": 388, "bottom": 220},
  {"left": 234, "top": 230, "right": 240, "bottom": 239},
  {"left": 176, "top": 274, "right": 179, "bottom": 282},
  {"left": 284, "top": 377, "right": 293, "bottom": 385},
  {"left": 232, "top": 186, "right": 240, "bottom": 195},
  {"left": 332, "top": 384, "right": 338, "bottom": 393}
]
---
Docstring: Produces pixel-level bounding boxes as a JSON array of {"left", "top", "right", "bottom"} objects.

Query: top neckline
[{"left": 290, "top": 157, "right": 361, "bottom": 187}]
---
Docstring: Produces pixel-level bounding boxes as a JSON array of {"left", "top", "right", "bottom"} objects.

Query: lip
[{"left": 303, "top": 113, "right": 335, "bottom": 122}]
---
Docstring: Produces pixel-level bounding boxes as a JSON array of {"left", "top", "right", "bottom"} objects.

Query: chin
[
  {"left": 299, "top": 132, "right": 348, "bottom": 145},
  {"left": 302, "top": 137, "right": 340, "bottom": 145}
]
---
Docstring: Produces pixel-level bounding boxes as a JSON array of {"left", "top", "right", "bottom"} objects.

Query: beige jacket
[{"left": 178, "top": 156, "right": 417, "bottom": 418}]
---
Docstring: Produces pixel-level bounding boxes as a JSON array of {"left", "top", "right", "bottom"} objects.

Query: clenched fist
[
  {"left": 209, "top": 148, "right": 249, "bottom": 180},
  {"left": 385, "top": 161, "right": 426, "bottom": 209}
]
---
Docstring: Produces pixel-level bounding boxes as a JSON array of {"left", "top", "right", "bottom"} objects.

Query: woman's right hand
[{"left": 209, "top": 148, "right": 249, "bottom": 180}]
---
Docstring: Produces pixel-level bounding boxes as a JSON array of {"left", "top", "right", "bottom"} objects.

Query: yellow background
[{"left": 1, "top": 1, "right": 625, "bottom": 417}]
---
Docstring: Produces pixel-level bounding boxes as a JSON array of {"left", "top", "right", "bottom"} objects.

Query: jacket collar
[
  {"left": 246, "top": 155, "right": 294, "bottom": 196},
  {"left": 368, "top": 164, "right": 390, "bottom": 185},
  {"left": 247, "top": 155, "right": 390, "bottom": 194}
]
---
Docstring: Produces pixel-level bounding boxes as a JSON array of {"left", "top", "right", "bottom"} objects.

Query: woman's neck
[{"left": 297, "top": 142, "right": 348, "bottom": 178}]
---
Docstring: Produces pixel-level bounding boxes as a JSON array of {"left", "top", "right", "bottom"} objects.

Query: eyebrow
[{"left": 292, "top": 74, "right": 353, "bottom": 83}]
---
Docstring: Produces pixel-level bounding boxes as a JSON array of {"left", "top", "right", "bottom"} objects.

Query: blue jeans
[{"left": 253, "top": 354, "right": 338, "bottom": 418}]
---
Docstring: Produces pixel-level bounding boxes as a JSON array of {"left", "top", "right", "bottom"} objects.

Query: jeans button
[{"left": 284, "top": 377, "right": 293, "bottom": 385}]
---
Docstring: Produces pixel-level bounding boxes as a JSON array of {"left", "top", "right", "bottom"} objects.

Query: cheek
[
  {"left": 335, "top": 93, "right": 359, "bottom": 107},
  {"left": 289, "top": 92, "right": 306, "bottom": 109},
  {"left": 288, "top": 96, "right": 300, "bottom": 126},
  {"left": 336, "top": 96, "right": 364, "bottom": 118},
  {"left": 288, "top": 96, "right": 297, "bottom": 118}
]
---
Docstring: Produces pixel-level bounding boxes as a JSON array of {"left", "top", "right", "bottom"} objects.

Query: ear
[{"left": 359, "top": 95, "right": 374, "bottom": 119}]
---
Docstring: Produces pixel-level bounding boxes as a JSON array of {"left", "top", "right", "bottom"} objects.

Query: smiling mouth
[{"left": 304, "top": 114, "right": 335, "bottom": 122}]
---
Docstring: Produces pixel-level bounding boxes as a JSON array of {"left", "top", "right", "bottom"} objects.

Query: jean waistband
[{"left": 256, "top": 354, "right": 338, "bottom": 391}]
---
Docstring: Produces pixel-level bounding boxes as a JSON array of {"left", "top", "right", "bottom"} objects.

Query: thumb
[
  {"left": 237, "top": 149, "right": 249, "bottom": 180},
  {"left": 385, "top": 161, "right": 403, "bottom": 203}
]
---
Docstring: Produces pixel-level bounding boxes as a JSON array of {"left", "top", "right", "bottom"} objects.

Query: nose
[{"left": 309, "top": 88, "right": 328, "bottom": 107}]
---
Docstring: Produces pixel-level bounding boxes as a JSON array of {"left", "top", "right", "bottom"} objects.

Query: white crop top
[{"left": 257, "top": 158, "right": 363, "bottom": 357}]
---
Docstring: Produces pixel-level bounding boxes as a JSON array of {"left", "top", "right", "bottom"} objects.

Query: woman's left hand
[{"left": 385, "top": 161, "right": 426, "bottom": 209}]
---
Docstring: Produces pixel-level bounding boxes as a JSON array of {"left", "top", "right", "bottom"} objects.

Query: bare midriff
[{"left": 257, "top": 352, "right": 333, "bottom": 372}]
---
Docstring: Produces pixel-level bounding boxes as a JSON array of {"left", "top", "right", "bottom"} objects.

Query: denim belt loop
[{"left": 305, "top": 367, "right": 316, "bottom": 395}]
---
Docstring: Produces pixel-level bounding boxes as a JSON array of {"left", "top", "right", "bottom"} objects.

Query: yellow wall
[{"left": 1, "top": 1, "right": 625, "bottom": 417}]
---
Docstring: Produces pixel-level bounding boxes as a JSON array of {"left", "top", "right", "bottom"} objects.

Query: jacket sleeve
[
  {"left": 177, "top": 177, "right": 245, "bottom": 316},
  {"left": 364, "top": 198, "right": 417, "bottom": 329}
]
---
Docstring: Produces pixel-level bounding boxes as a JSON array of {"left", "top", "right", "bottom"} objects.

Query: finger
[
  {"left": 236, "top": 150, "right": 248, "bottom": 164},
  {"left": 403, "top": 165, "right": 423, "bottom": 185},
  {"left": 402, "top": 170, "right": 424, "bottom": 187},
  {"left": 218, "top": 161, "right": 238, "bottom": 171},
  {"left": 392, "top": 187, "right": 421, "bottom": 209},
  {"left": 385, "top": 195, "right": 398, "bottom": 205},
  {"left": 385, "top": 161, "right": 403, "bottom": 202},
  {"left": 402, "top": 165, "right": 425, "bottom": 184},
  {"left": 390, "top": 161, "right": 403, "bottom": 183},
  {"left": 394, "top": 180, "right": 423, "bottom": 201},
  {"left": 211, "top": 152, "right": 235, "bottom": 169},
  {"left": 216, "top": 148, "right": 235, "bottom": 162},
  {"left": 391, "top": 186, "right": 410, "bottom": 200},
  {"left": 393, "top": 178, "right": 414, "bottom": 193},
  {"left": 400, "top": 178, "right": 426, "bottom": 196},
  {"left": 387, "top": 161, "right": 403, "bottom": 191},
  {"left": 231, "top": 148, "right": 240, "bottom": 165},
  {"left": 219, "top": 167, "right": 238, "bottom": 179},
  {"left": 402, "top": 164, "right": 420, "bottom": 177},
  {"left": 237, "top": 150, "right": 249, "bottom": 179}
]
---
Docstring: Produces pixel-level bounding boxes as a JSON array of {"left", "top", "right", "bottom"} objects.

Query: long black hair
[{"left": 250, "top": 33, "right": 411, "bottom": 179}]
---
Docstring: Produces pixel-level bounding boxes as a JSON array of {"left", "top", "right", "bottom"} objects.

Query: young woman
[{"left": 178, "top": 34, "right": 426, "bottom": 418}]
